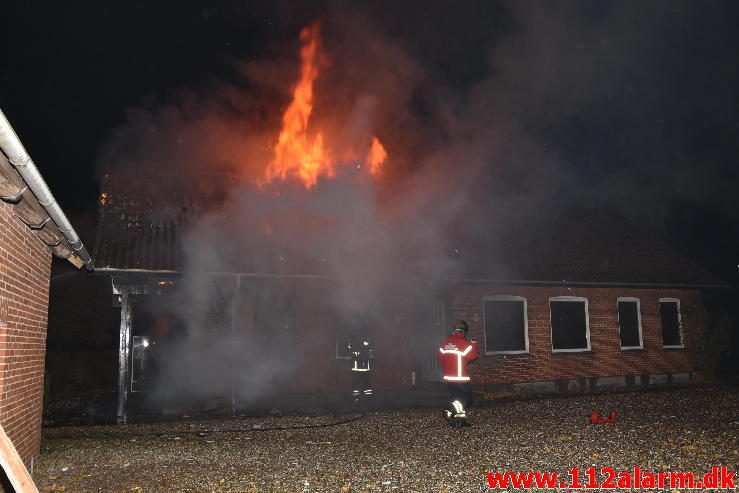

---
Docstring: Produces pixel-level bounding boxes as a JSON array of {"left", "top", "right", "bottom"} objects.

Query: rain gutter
[{"left": 0, "top": 109, "right": 93, "bottom": 270}]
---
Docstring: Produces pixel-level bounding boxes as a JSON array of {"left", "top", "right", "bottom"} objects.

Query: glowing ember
[{"left": 263, "top": 23, "right": 387, "bottom": 188}]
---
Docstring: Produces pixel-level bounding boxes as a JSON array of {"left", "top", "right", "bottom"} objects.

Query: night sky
[{"left": 2, "top": 1, "right": 739, "bottom": 289}]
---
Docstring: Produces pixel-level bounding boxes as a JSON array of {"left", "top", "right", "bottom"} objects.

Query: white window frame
[
  {"left": 483, "top": 295, "right": 529, "bottom": 355},
  {"left": 549, "top": 296, "right": 591, "bottom": 353},
  {"left": 659, "top": 297, "right": 683, "bottom": 348},
  {"left": 617, "top": 297, "right": 643, "bottom": 350}
]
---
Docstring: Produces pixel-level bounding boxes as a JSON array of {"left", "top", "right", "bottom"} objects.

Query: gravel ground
[{"left": 35, "top": 386, "right": 738, "bottom": 492}]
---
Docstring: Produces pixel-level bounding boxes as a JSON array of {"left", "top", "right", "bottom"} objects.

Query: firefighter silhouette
[
  {"left": 438, "top": 320, "right": 478, "bottom": 428},
  {"left": 347, "top": 329, "right": 373, "bottom": 402}
]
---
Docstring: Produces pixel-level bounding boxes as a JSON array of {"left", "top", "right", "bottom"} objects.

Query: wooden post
[
  {"left": 0, "top": 424, "right": 39, "bottom": 493},
  {"left": 117, "top": 293, "right": 132, "bottom": 424},
  {"left": 230, "top": 275, "right": 241, "bottom": 412}
]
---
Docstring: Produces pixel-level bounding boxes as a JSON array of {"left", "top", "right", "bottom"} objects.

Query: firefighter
[
  {"left": 438, "top": 320, "right": 478, "bottom": 428},
  {"left": 347, "top": 330, "right": 373, "bottom": 405}
]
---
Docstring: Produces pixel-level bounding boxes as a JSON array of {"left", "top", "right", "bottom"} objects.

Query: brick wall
[
  {"left": 0, "top": 200, "right": 52, "bottom": 467},
  {"left": 449, "top": 284, "right": 700, "bottom": 385}
]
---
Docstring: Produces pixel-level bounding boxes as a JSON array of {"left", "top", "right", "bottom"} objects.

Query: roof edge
[
  {"left": 94, "top": 267, "right": 330, "bottom": 280},
  {"left": 93, "top": 268, "right": 730, "bottom": 290},
  {"left": 451, "top": 278, "right": 730, "bottom": 290}
]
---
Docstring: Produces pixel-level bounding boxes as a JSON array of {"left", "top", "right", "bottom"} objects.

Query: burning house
[
  {"left": 0, "top": 110, "right": 93, "bottom": 467},
  {"left": 93, "top": 171, "right": 725, "bottom": 423},
  {"left": 90, "top": 23, "right": 727, "bottom": 424}
]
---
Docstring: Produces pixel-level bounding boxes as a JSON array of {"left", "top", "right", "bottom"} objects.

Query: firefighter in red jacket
[{"left": 438, "top": 320, "right": 478, "bottom": 427}]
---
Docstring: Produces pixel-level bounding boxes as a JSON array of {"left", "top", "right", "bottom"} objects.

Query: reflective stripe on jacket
[{"left": 438, "top": 333, "right": 478, "bottom": 381}]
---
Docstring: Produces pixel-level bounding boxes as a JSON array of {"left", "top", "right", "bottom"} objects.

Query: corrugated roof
[
  {"left": 93, "top": 172, "right": 229, "bottom": 271},
  {"left": 93, "top": 173, "right": 725, "bottom": 287}
]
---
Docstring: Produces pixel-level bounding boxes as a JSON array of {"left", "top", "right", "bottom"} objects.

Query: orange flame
[
  {"left": 264, "top": 24, "right": 331, "bottom": 188},
  {"left": 367, "top": 136, "right": 387, "bottom": 175},
  {"left": 263, "top": 23, "right": 388, "bottom": 188}
]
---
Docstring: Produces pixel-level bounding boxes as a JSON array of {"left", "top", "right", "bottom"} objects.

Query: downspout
[{"left": 0, "top": 108, "right": 94, "bottom": 270}]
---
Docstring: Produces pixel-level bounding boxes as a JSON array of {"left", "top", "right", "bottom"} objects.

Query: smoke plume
[{"left": 98, "top": 1, "right": 735, "bottom": 407}]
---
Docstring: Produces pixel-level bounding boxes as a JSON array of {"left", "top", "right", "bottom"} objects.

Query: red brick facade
[
  {"left": 118, "top": 278, "right": 705, "bottom": 413},
  {"left": 0, "top": 200, "right": 52, "bottom": 467},
  {"left": 450, "top": 284, "right": 699, "bottom": 385},
  {"left": 233, "top": 282, "right": 700, "bottom": 393},
  {"left": 237, "top": 283, "right": 698, "bottom": 394}
]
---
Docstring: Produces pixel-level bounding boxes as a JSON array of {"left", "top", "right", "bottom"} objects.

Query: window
[
  {"left": 483, "top": 296, "right": 528, "bottom": 354},
  {"left": 660, "top": 298, "right": 682, "bottom": 347},
  {"left": 617, "top": 298, "right": 643, "bottom": 349},
  {"left": 336, "top": 330, "right": 351, "bottom": 359},
  {"left": 549, "top": 297, "right": 590, "bottom": 352}
]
